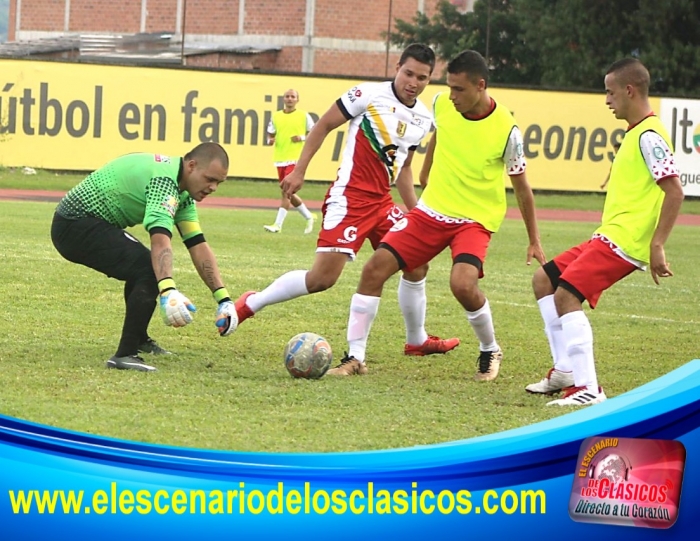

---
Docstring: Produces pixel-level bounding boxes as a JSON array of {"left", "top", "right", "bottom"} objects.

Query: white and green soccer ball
[{"left": 283, "top": 332, "right": 333, "bottom": 379}]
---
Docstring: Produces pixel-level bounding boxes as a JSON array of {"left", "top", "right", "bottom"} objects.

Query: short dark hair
[
  {"left": 399, "top": 43, "right": 436, "bottom": 74},
  {"left": 185, "top": 142, "right": 229, "bottom": 169},
  {"left": 447, "top": 50, "right": 489, "bottom": 87},
  {"left": 606, "top": 58, "right": 650, "bottom": 96}
]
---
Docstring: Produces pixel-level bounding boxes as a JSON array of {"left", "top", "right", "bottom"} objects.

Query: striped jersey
[{"left": 334, "top": 81, "right": 432, "bottom": 197}]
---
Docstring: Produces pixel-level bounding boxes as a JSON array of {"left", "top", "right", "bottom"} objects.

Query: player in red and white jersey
[{"left": 233, "top": 44, "right": 459, "bottom": 365}]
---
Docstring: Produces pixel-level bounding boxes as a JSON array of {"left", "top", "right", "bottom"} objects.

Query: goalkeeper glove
[
  {"left": 158, "top": 278, "right": 196, "bottom": 327},
  {"left": 213, "top": 287, "right": 238, "bottom": 337}
]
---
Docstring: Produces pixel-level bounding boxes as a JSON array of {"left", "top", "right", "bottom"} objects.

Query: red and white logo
[
  {"left": 343, "top": 226, "right": 358, "bottom": 242},
  {"left": 389, "top": 218, "right": 408, "bottom": 232},
  {"left": 569, "top": 437, "right": 685, "bottom": 529}
]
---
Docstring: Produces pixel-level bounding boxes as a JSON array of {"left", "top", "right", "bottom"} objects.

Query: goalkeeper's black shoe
[
  {"left": 106, "top": 355, "right": 157, "bottom": 372},
  {"left": 138, "top": 338, "right": 172, "bottom": 355}
]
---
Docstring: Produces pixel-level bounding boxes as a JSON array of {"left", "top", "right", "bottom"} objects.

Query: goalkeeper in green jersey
[{"left": 51, "top": 142, "right": 238, "bottom": 372}]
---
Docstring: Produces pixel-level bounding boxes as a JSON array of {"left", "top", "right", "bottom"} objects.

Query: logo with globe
[
  {"left": 591, "top": 453, "right": 631, "bottom": 483},
  {"left": 694, "top": 124, "right": 700, "bottom": 153}
]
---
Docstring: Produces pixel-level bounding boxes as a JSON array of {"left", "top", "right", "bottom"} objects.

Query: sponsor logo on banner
[
  {"left": 660, "top": 98, "right": 700, "bottom": 196},
  {"left": 569, "top": 436, "right": 685, "bottom": 529}
]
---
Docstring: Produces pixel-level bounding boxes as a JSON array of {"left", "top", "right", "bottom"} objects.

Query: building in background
[{"left": 2, "top": 0, "right": 478, "bottom": 77}]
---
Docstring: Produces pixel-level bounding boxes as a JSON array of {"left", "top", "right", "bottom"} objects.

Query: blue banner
[{"left": 2, "top": 360, "right": 699, "bottom": 539}]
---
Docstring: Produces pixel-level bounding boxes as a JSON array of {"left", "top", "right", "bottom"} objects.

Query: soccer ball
[{"left": 283, "top": 332, "right": 333, "bottom": 379}]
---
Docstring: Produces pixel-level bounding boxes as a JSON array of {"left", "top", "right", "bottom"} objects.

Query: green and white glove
[
  {"left": 158, "top": 278, "right": 196, "bottom": 327},
  {"left": 214, "top": 287, "right": 238, "bottom": 337}
]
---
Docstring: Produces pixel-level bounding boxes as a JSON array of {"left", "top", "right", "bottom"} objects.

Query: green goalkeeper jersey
[{"left": 56, "top": 153, "right": 201, "bottom": 240}]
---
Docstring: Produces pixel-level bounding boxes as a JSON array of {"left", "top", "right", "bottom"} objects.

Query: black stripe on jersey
[
  {"left": 149, "top": 226, "right": 172, "bottom": 239},
  {"left": 336, "top": 98, "right": 353, "bottom": 121},
  {"left": 184, "top": 234, "right": 206, "bottom": 249}
]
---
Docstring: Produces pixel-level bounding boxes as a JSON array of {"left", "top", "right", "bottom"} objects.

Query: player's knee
[
  {"left": 532, "top": 267, "right": 554, "bottom": 298},
  {"left": 125, "top": 257, "right": 157, "bottom": 294},
  {"left": 126, "top": 276, "right": 159, "bottom": 306},
  {"left": 449, "top": 278, "right": 479, "bottom": 305},
  {"left": 361, "top": 257, "right": 394, "bottom": 289},
  {"left": 305, "top": 271, "right": 337, "bottom": 293},
  {"left": 405, "top": 262, "right": 429, "bottom": 281}
]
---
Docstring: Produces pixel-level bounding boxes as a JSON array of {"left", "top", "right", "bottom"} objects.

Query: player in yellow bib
[
  {"left": 264, "top": 89, "right": 316, "bottom": 234},
  {"left": 528, "top": 58, "right": 684, "bottom": 406},
  {"left": 336, "top": 50, "right": 545, "bottom": 378}
]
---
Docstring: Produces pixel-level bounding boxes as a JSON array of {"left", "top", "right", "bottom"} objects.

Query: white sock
[
  {"left": 347, "top": 293, "right": 381, "bottom": 362},
  {"left": 296, "top": 203, "right": 313, "bottom": 220},
  {"left": 466, "top": 299, "right": 498, "bottom": 352},
  {"left": 560, "top": 311, "right": 598, "bottom": 390},
  {"left": 537, "top": 295, "right": 572, "bottom": 372},
  {"left": 274, "top": 208, "right": 288, "bottom": 227},
  {"left": 247, "top": 270, "right": 309, "bottom": 313},
  {"left": 398, "top": 276, "right": 428, "bottom": 346}
]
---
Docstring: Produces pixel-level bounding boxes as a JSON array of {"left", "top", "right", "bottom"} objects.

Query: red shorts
[
  {"left": 380, "top": 207, "right": 492, "bottom": 275},
  {"left": 316, "top": 193, "right": 403, "bottom": 259},
  {"left": 552, "top": 237, "right": 638, "bottom": 308},
  {"left": 276, "top": 164, "right": 296, "bottom": 182}
]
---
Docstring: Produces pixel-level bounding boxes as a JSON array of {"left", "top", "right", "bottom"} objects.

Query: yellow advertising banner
[{"left": 0, "top": 59, "right": 661, "bottom": 192}]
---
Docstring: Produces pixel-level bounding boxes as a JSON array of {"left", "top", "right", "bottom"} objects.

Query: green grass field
[{"left": 1, "top": 194, "right": 697, "bottom": 453}]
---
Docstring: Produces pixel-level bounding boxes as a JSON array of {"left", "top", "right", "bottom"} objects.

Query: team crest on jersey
[
  {"left": 154, "top": 154, "right": 171, "bottom": 163},
  {"left": 396, "top": 121, "right": 407, "bottom": 137},
  {"left": 161, "top": 195, "right": 178, "bottom": 217},
  {"left": 652, "top": 146, "right": 666, "bottom": 159}
]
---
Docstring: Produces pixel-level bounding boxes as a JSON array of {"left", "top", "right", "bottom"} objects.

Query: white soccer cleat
[
  {"left": 547, "top": 386, "right": 607, "bottom": 406},
  {"left": 263, "top": 224, "right": 281, "bottom": 233},
  {"left": 304, "top": 214, "right": 316, "bottom": 235},
  {"left": 526, "top": 368, "right": 575, "bottom": 395}
]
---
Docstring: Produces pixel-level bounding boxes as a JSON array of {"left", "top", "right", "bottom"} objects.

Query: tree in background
[
  {"left": 629, "top": 0, "right": 700, "bottom": 96},
  {"left": 390, "top": 0, "right": 540, "bottom": 85},
  {"left": 390, "top": 0, "right": 700, "bottom": 97}
]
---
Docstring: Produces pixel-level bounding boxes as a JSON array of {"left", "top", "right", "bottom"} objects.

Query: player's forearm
[
  {"left": 150, "top": 232, "right": 175, "bottom": 282},
  {"left": 512, "top": 179, "right": 541, "bottom": 243},
  {"left": 188, "top": 242, "right": 226, "bottom": 292},
  {"left": 396, "top": 168, "right": 418, "bottom": 210},
  {"left": 652, "top": 179, "right": 684, "bottom": 248},
  {"left": 419, "top": 132, "right": 436, "bottom": 188}
]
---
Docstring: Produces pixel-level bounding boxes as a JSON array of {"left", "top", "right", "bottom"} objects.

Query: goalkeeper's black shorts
[{"left": 51, "top": 213, "right": 155, "bottom": 283}]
